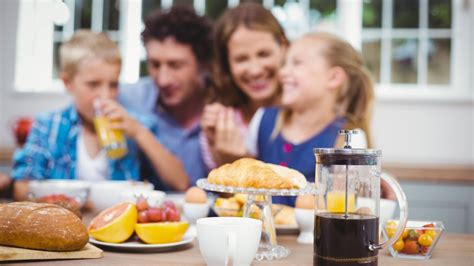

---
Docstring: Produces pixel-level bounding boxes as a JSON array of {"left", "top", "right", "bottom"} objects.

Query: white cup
[
  {"left": 197, "top": 217, "right": 262, "bottom": 266},
  {"left": 295, "top": 208, "right": 314, "bottom": 244}
]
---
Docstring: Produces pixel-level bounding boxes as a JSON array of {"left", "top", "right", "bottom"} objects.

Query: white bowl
[
  {"left": 294, "top": 208, "right": 314, "bottom": 244},
  {"left": 183, "top": 202, "right": 210, "bottom": 224},
  {"left": 89, "top": 180, "right": 154, "bottom": 212},
  {"left": 28, "top": 180, "right": 90, "bottom": 207},
  {"left": 121, "top": 190, "right": 166, "bottom": 207}
]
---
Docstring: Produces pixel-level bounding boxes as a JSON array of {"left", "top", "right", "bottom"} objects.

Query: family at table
[{"left": 0, "top": 2, "right": 395, "bottom": 203}]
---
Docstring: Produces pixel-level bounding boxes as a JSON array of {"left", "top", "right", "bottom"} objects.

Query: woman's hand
[
  {"left": 201, "top": 103, "right": 225, "bottom": 146},
  {"left": 99, "top": 99, "right": 144, "bottom": 140},
  {"left": 213, "top": 107, "right": 246, "bottom": 160}
]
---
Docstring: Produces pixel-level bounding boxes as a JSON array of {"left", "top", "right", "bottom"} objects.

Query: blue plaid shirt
[{"left": 11, "top": 104, "right": 154, "bottom": 181}]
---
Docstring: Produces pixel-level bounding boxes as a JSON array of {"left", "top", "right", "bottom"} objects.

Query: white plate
[{"left": 89, "top": 236, "right": 194, "bottom": 252}]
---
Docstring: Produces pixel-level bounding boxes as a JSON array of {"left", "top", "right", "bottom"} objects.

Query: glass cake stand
[{"left": 197, "top": 178, "right": 316, "bottom": 261}]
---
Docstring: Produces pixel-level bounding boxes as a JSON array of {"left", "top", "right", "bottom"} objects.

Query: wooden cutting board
[{"left": 0, "top": 243, "right": 103, "bottom": 262}]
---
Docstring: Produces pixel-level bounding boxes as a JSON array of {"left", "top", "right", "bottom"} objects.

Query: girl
[
  {"left": 247, "top": 32, "right": 391, "bottom": 206},
  {"left": 200, "top": 3, "right": 288, "bottom": 169}
]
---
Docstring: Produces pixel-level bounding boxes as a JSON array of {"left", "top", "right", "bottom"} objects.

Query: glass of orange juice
[
  {"left": 326, "top": 190, "right": 356, "bottom": 213},
  {"left": 93, "top": 100, "right": 127, "bottom": 159}
]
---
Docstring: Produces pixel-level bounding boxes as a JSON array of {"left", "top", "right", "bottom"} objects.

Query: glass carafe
[{"left": 313, "top": 130, "right": 408, "bottom": 266}]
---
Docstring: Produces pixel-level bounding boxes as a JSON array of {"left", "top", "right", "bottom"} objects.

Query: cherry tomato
[
  {"left": 392, "top": 240, "right": 405, "bottom": 252},
  {"left": 402, "top": 229, "right": 409, "bottom": 239},
  {"left": 402, "top": 240, "right": 419, "bottom": 254},
  {"left": 386, "top": 227, "right": 396, "bottom": 238},
  {"left": 425, "top": 229, "right": 437, "bottom": 239},
  {"left": 418, "top": 234, "right": 433, "bottom": 247}
]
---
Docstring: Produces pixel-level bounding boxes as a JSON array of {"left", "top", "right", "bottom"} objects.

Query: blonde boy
[{"left": 12, "top": 31, "right": 188, "bottom": 199}]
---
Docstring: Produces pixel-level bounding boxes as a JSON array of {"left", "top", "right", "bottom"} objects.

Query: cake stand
[{"left": 197, "top": 178, "right": 316, "bottom": 261}]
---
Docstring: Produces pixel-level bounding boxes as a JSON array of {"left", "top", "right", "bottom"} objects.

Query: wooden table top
[{"left": 5, "top": 233, "right": 473, "bottom": 265}]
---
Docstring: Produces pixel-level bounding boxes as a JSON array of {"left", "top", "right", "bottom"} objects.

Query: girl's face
[
  {"left": 279, "top": 38, "right": 335, "bottom": 110},
  {"left": 227, "top": 26, "right": 286, "bottom": 105}
]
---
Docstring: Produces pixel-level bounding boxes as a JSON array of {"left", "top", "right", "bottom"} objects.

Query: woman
[{"left": 201, "top": 3, "right": 288, "bottom": 168}]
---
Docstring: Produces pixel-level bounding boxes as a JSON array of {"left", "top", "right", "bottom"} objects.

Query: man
[{"left": 119, "top": 6, "right": 213, "bottom": 191}]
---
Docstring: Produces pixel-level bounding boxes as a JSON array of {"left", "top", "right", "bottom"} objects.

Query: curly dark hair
[{"left": 141, "top": 5, "right": 213, "bottom": 66}]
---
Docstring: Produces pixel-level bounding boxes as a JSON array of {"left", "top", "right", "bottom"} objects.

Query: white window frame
[
  {"left": 358, "top": 0, "right": 472, "bottom": 102},
  {"left": 13, "top": 0, "right": 472, "bottom": 103}
]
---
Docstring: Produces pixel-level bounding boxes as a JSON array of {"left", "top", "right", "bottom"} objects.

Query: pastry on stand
[{"left": 197, "top": 158, "right": 315, "bottom": 260}]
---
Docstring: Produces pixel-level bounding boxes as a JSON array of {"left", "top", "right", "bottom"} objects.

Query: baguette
[
  {"left": 208, "top": 158, "right": 307, "bottom": 189},
  {"left": 0, "top": 202, "right": 88, "bottom": 251}
]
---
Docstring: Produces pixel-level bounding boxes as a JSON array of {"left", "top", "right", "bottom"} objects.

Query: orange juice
[
  {"left": 93, "top": 116, "right": 127, "bottom": 159},
  {"left": 326, "top": 190, "right": 356, "bottom": 213}
]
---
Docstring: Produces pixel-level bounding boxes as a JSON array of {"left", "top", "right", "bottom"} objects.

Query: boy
[{"left": 12, "top": 31, "right": 188, "bottom": 199}]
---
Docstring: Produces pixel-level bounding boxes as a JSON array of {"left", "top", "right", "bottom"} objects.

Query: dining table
[{"left": 3, "top": 231, "right": 473, "bottom": 265}]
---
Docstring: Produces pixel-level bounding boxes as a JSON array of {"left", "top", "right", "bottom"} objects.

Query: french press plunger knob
[{"left": 338, "top": 129, "right": 358, "bottom": 149}]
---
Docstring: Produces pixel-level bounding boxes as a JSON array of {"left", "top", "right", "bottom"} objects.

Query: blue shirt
[
  {"left": 257, "top": 108, "right": 345, "bottom": 206},
  {"left": 11, "top": 104, "right": 151, "bottom": 181},
  {"left": 119, "top": 77, "right": 207, "bottom": 190}
]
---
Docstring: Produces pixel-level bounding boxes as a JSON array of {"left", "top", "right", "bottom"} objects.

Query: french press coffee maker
[{"left": 313, "top": 130, "right": 408, "bottom": 266}]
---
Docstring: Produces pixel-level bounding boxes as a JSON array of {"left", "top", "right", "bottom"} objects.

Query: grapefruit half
[
  {"left": 88, "top": 202, "right": 137, "bottom": 243},
  {"left": 135, "top": 222, "right": 189, "bottom": 244}
]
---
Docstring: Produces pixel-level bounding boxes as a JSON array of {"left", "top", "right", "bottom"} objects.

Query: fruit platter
[{"left": 88, "top": 196, "right": 192, "bottom": 252}]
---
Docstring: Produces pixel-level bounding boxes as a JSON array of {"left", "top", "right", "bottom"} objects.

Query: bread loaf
[
  {"left": 0, "top": 202, "right": 88, "bottom": 251},
  {"left": 208, "top": 158, "right": 307, "bottom": 189}
]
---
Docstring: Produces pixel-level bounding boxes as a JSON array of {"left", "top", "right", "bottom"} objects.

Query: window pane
[
  {"left": 274, "top": 0, "right": 287, "bottom": 7},
  {"left": 52, "top": 42, "right": 62, "bottom": 79},
  {"left": 75, "top": 0, "right": 92, "bottom": 29},
  {"left": 174, "top": 0, "right": 194, "bottom": 6},
  {"left": 240, "top": 0, "right": 263, "bottom": 5},
  {"left": 362, "top": 39, "right": 381, "bottom": 83},
  {"left": 429, "top": 0, "right": 451, "bottom": 28},
  {"left": 391, "top": 39, "right": 418, "bottom": 83},
  {"left": 103, "top": 0, "right": 120, "bottom": 31},
  {"left": 310, "top": 0, "right": 337, "bottom": 18},
  {"left": 393, "top": 0, "right": 419, "bottom": 28},
  {"left": 205, "top": 0, "right": 228, "bottom": 20},
  {"left": 428, "top": 39, "right": 451, "bottom": 84},
  {"left": 142, "top": 0, "right": 161, "bottom": 20},
  {"left": 140, "top": 60, "right": 149, "bottom": 77},
  {"left": 363, "top": 0, "right": 382, "bottom": 28}
]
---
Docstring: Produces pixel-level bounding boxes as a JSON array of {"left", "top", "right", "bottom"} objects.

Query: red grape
[
  {"left": 136, "top": 196, "right": 149, "bottom": 212},
  {"left": 137, "top": 210, "right": 149, "bottom": 223},
  {"left": 148, "top": 207, "right": 163, "bottom": 222}
]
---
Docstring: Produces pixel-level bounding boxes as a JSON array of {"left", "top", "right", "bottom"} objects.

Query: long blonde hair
[{"left": 274, "top": 32, "right": 374, "bottom": 147}]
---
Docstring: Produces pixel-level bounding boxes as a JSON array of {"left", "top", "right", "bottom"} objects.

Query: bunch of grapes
[{"left": 136, "top": 197, "right": 180, "bottom": 223}]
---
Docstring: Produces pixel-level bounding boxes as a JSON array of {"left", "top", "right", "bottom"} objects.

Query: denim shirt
[
  {"left": 11, "top": 104, "right": 147, "bottom": 181},
  {"left": 119, "top": 78, "right": 208, "bottom": 190}
]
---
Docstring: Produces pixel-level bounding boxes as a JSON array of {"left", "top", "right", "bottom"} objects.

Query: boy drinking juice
[{"left": 11, "top": 31, "right": 189, "bottom": 195}]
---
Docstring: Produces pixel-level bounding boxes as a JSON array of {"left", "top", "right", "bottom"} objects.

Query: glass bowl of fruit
[{"left": 383, "top": 220, "right": 444, "bottom": 259}]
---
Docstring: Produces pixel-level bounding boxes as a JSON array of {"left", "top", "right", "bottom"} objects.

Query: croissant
[{"left": 207, "top": 158, "right": 307, "bottom": 189}]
